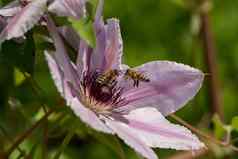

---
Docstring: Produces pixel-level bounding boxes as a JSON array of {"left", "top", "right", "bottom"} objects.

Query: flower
[
  {"left": 0, "top": 0, "right": 86, "bottom": 43},
  {"left": 45, "top": 1, "right": 205, "bottom": 159}
]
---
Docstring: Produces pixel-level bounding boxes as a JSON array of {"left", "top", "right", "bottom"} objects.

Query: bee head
[{"left": 112, "top": 69, "right": 121, "bottom": 76}]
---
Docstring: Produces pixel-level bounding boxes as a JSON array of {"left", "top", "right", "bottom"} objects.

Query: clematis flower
[
  {"left": 45, "top": 1, "right": 205, "bottom": 159},
  {"left": 0, "top": 0, "right": 86, "bottom": 42}
]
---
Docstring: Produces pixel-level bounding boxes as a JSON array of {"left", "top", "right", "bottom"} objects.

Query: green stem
[
  {"left": 170, "top": 114, "right": 238, "bottom": 152},
  {"left": 6, "top": 110, "right": 53, "bottom": 157},
  {"left": 0, "top": 125, "right": 25, "bottom": 157}
]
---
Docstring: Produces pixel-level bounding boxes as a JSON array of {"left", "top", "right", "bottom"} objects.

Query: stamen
[
  {"left": 20, "top": 0, "right": 29, "bottom": 6},
  {"left": 80, "top": 70, "right": 125, "bottom": 113}
]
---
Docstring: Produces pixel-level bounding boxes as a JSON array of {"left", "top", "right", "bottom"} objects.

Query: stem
[
  {"left": 0, "top": 125, "right": 25, "bottom": 157},
  {"left": 6, "top": 110, "right": 53, "bottom": 157},
  {"left": 42, "top": 118, "right": 48, "bottom": 159},
  {"left": 167, "top": 148, "right": 208, "bottom": 159},
  {"left": 23, "top": 73, "right": 50, "bottom": 159},
  {"left": 170, "top": 114, "right": 238, "bottom": 152},
  {"left": 199, "top": 0, "right": 223, "bottom": 118}
]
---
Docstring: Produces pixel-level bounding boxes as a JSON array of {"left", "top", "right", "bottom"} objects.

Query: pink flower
[
  {"left": 45, "top": 1, "right": 205, "bottom": 158},
  {"left": 0, "top": 0, "right": 86, "bottom": 42}
]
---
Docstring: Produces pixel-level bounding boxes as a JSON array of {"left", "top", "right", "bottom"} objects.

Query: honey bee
[
  {"left": 96, "top": 69, "right": 120, "bottom": 87},
  {"left": 124, "top": 69, "right": 150, "bottom": 87}
]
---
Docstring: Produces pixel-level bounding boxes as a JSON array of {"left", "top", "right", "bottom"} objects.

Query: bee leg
[
  {"left": 136, "top": 80, "right": 139, "bottom": 87},
  {"left": 133, "top": 80, "right": 136, "bottom": 87}
]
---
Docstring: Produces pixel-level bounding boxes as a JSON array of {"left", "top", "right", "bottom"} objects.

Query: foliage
[{"left": 0, "top": 0, "right": 238, "bottom": 159}]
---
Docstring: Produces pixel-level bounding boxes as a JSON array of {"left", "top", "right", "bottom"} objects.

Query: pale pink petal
[
  {"left": 0, "top": 0, "right": 47, "bottom": 42},
  {"left": 95, "top": 0, "right": 104, "bottom": 23},
  {"left": 90, "top": 0, "right": 107, "bottom": 71},
  {"left": 0, "top": 0, "right": 21, "bottom": 17},
  {"left": 45, "top": 51, "right": 112, "bottom": 134},
  {"left": 69, "top": 97, "right": 113, "bottom": 134},
  {"left": 119, "top": 61, "right": 204, "bottom": 116},
  {"left": 104, "top": 18, "right": 123, "bottom": 70},
  {"left": 106, "top": 119, "right": 158, "bottom": 159},
  {"left": 58, "top": 26, "right": 91, "bottom": 75},
  {"left": 48, "top": 0, "right": 86, "bottom": 19},
  {"left": 91, "top": 18, "right": 123, "bottom": 72},
  {"left": 121, "top": 107, "right": 205, "bottom": 150},
  {"left": 45, "top": 51, "right": 64, "bottom": 96},
  {"left": 91, "top": 18, "right": 106, "bottom": 71},
  {"left": 77, "top": 40, "right": 92, "bottom": 74},
  {"left": 45, "top": 16, "right": 80, "bottom": 89},
  {"left": 91, "top": 1, "right": 123, "bottom": 72},
  {"left": 58, "top": 26, "right": 81, "bottom": 51}
]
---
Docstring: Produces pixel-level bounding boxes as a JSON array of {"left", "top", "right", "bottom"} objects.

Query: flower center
[
  {"left": 79, "top": 70, "right": 125, "bottom": 114},
  {"left": 20, "top": 0, "right": 29, "bottom": 7}
]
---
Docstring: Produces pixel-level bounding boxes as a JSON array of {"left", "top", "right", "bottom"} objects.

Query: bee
[
  {"left": 96, "top": 69, "right": 120, "bottom": 87},
  {"left": 124, "top": 69, "right": 150, "bottom": 87}
]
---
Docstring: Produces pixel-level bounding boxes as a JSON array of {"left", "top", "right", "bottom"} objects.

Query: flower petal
[
  {"left": 58, "top": 26, "right": 91, "bottom": 76},
  {"left": 106, "top": 119, "right": 158, "bottom": 159},
  {"left": 90, "top": 1, "right": 123, "bottom": 72},
  {"left": 45, "top": 51, "right": 112, "bottom": 134},
  {"left": 45, "top": 51, "right": 64, "bottom": 96},
  {"left": 104, "top": 18, "right": 123, "bottom": 70},
  {"left": 91, "top": 18, "right": 123, "bottom": 72},
  {"left": 58, "top": 26, "right": 81, "bottom": 51},
  {"left": 91, "top": 17, "right": 106, "bottom": 71},
  {"left": 70, "top": 97, "right": 114, "bottom": 134},
  {"left": 48, "top": 0, "right": 86, "bottom": 19},
  {"left": 123, "top": 107, "right": 205, "bottom": 150},
  {"left": 95, "top": 0, "right": 104, "bottom": 23},
  {"left": 0, "top": 0, "right": 21, "bottom": 17},
  {"left": 0, "top": 0, "right": 47, "bottom": 42},
  {"left": 77, "top": 40, "right": 92, "bottom": 74},
  {"left": 45, "top": 16, "right": 80, "bottom": 88},
  {"left": 119, "top": 61, "right": 204, "bottom": 116}
]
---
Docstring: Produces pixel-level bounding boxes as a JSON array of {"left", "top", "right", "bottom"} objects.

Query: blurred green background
[{"left": 0, "top": 0, "right": 238, "bottom": 158}]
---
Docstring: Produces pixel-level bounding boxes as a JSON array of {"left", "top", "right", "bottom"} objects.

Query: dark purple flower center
[
  {"left": 81, "top": 70, "right": 125, "bottom": 110},
  {"left": 20, "top": 0, "right": 29, "bottom": 7}
]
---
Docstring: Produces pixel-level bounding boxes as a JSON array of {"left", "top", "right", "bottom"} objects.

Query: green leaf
[
  {"left": 0, "top": 31, "right": 35, "bottom": 74},
  {"left": 212, "top": 114, "right": 226, "bottom": 139},
  {"left": 52, "top": 16, "right": 71, "bottom": 27},
  {"left": 170, "top": 0, "right": 186, "bottom": 8},
  {"left": 53, "top": 131, "right": 75, "bottom": 159},
  {"left": 89, "top": 131, "right": 125, "bottom": 159},
  {"left": 86, "top": 0, "right": 99, "bottom": 20},
  {"left": 14, "top": 67, "right": 28, "bottom": 86},
  {"left": 69, "top": 18, "right": 96, "bottom": 48},
  {"left": 231, "top": 116, "right": 238, "bottom": 132}
]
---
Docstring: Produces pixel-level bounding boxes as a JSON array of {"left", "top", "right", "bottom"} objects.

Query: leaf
[
  {"left": 53, "top": 130, "right": 75, "bottom": 159},
  {"left": 89, "top": 131, "right": 126, "bottom": 159},
  {"left": 14, "top": 67, "right": 28, "bottom": 86},
  {"left": 212, "top": 114, "right": 226, "bottom": 139},
  {"left": 0, "top": 31, "right": 35, "bottom": 74},
  {"left": 170, "top": 0, "right": 186, "bottom": 8},
  {"left": 86, "top": 0, "right": 98, "bottom": 20},
  {"left": 231, "top": 116, "right": 238, "bottom": 132},
  {"left": 69, "top": 17, "right": 96, "bottom": 48},
  {"left": 52, "top": 16, "right": 71, "bottom": 27}
]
